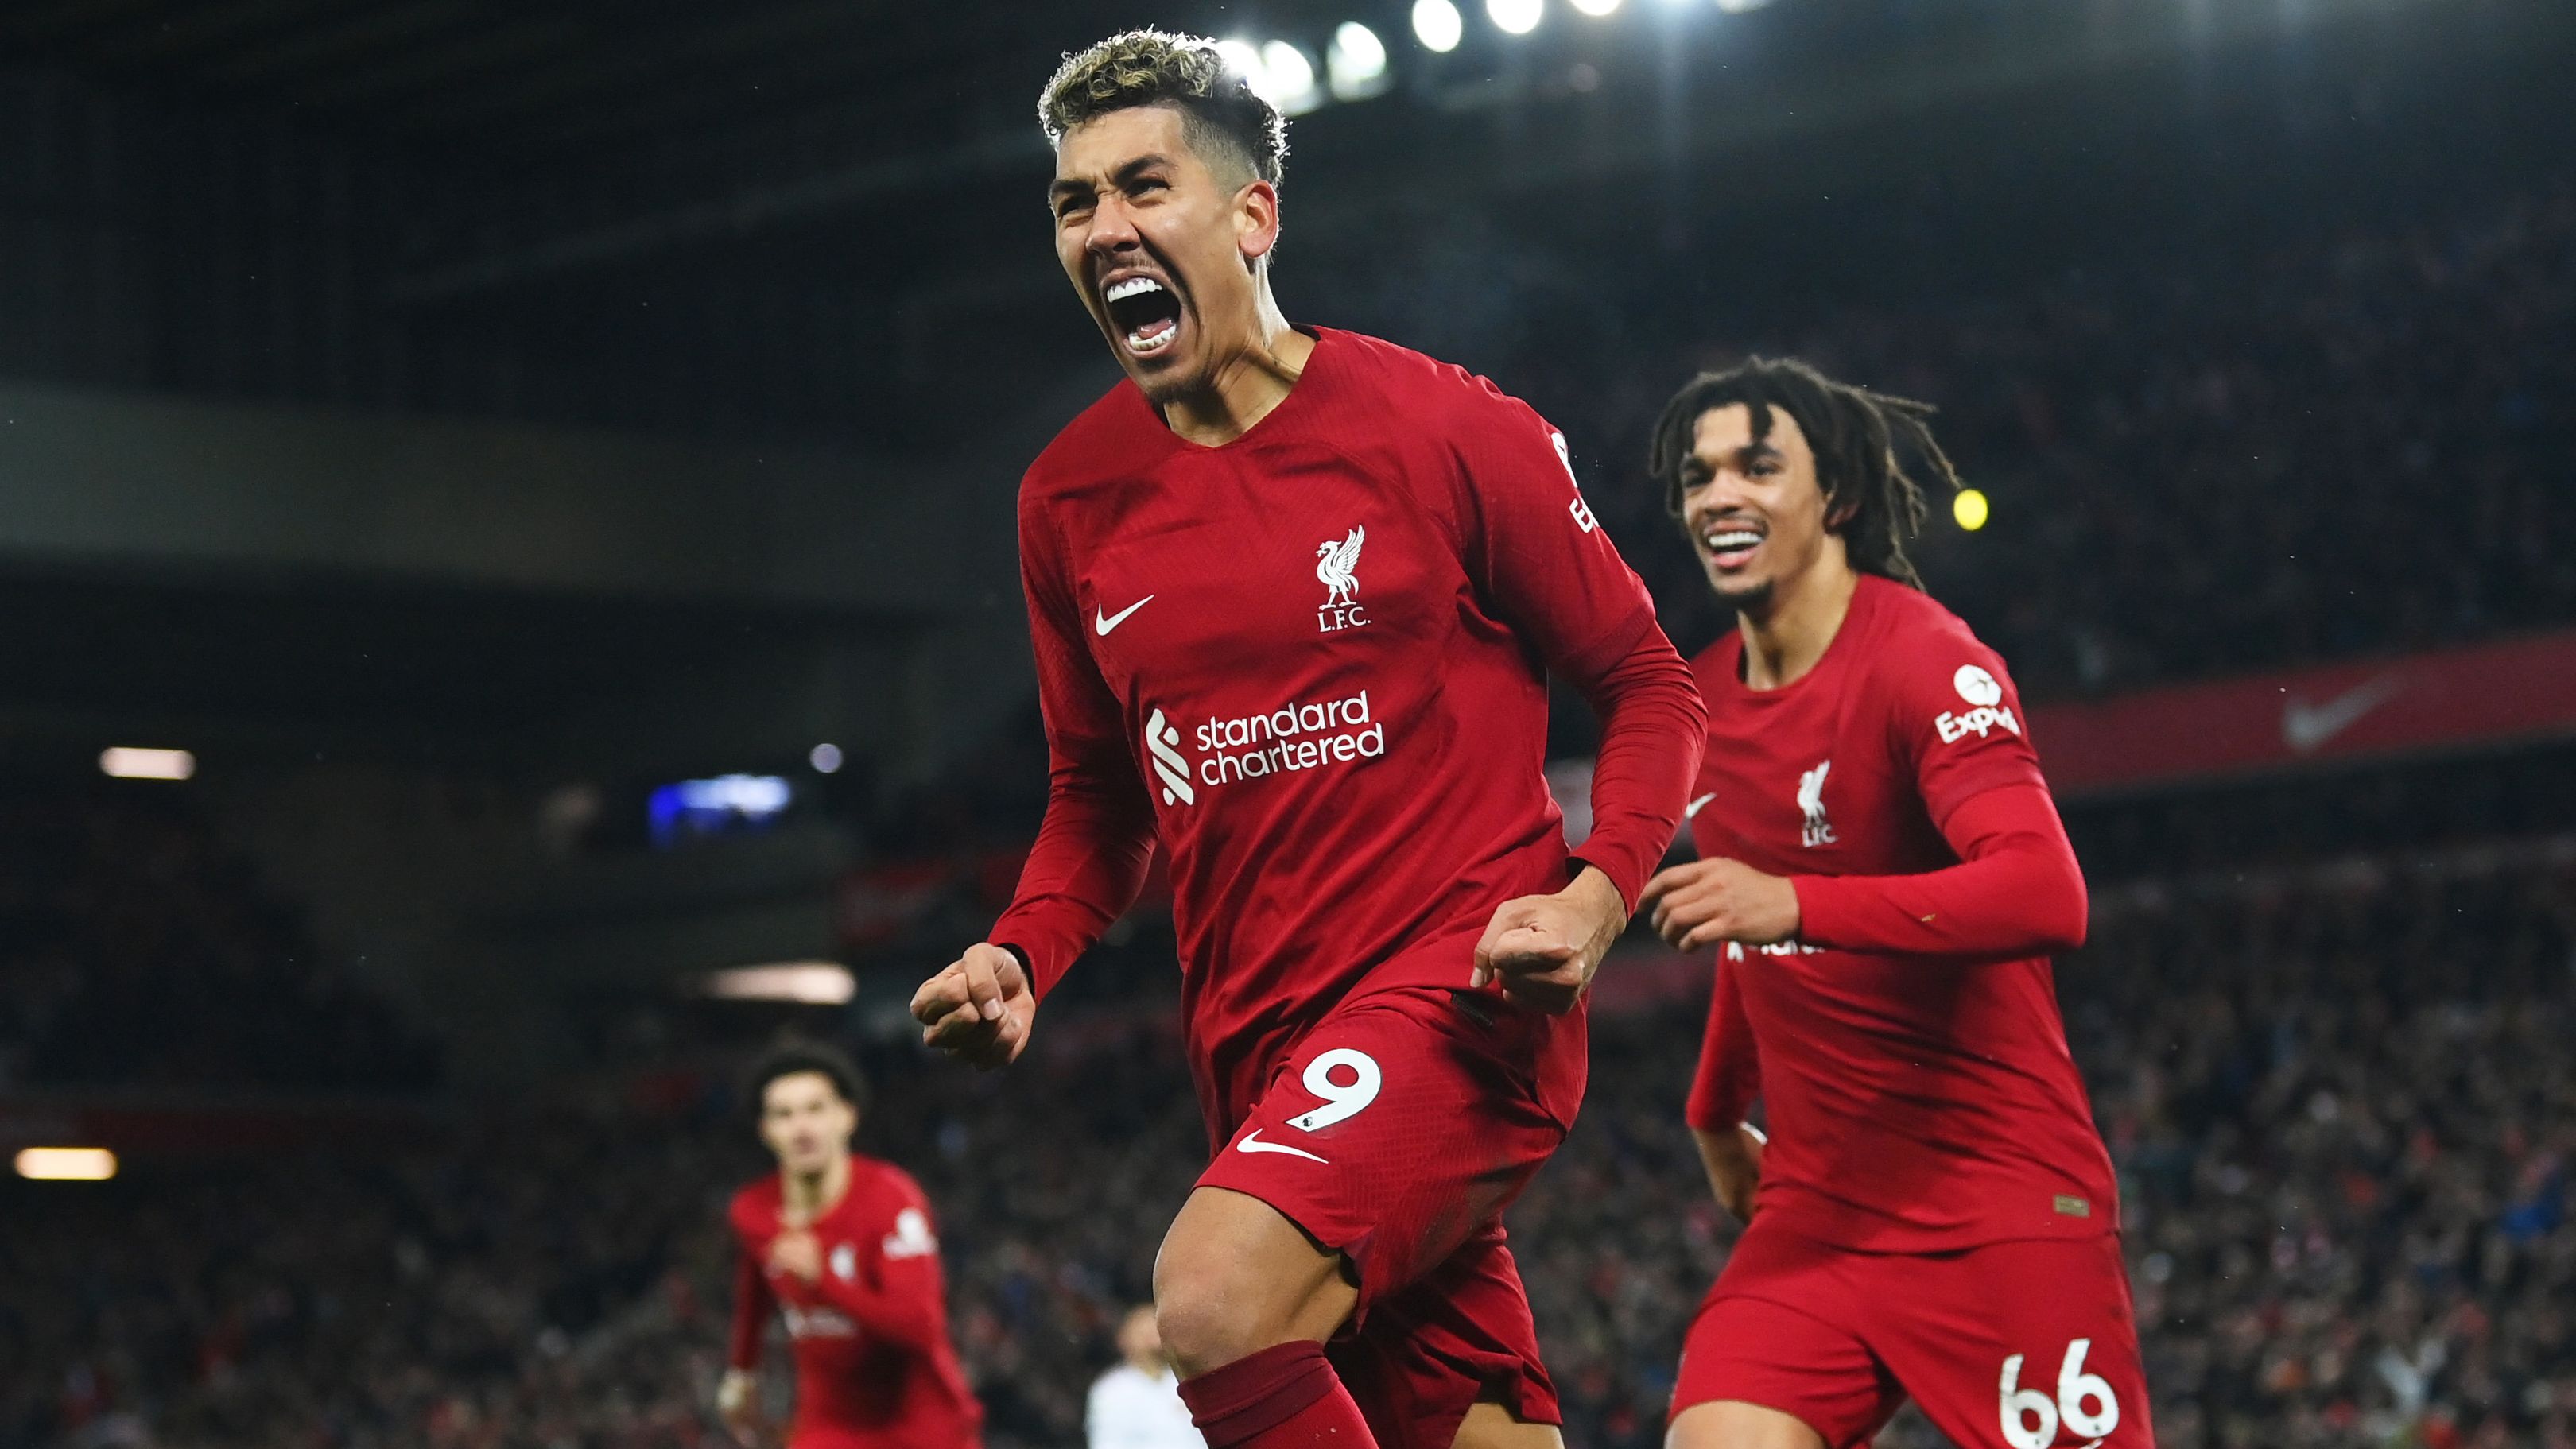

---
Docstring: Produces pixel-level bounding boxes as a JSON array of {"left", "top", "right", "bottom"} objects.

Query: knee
[
  {"left": 1150, "top": 1242, "right": 1270, "bottom": 1377},
  {"left": 1153, "top": 1188, "right": 1356, "bottom": 1377}
]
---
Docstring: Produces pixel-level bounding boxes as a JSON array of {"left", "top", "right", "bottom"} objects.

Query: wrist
[{"left": 1563, "top": 864, "right": 1628, "bottom": 932}]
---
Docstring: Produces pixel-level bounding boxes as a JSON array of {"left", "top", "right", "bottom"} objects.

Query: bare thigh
[
  {"left": 1668, "top": 1400, "right": 1831, "bottom": 1449},
  {"left": 1451, "top": 1398, "right": 1565, "bottom": 1449}
]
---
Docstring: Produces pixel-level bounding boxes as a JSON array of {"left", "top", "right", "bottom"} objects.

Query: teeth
[
  {"left": 1126, "top": 324, "right": 1177, "bottom": 355},
  {"left": 1104, "top": 277, "right": 1165, "bottom": 302},
  {"left": 1706, "top": 530, "right": 1761, "bottom": 550}
]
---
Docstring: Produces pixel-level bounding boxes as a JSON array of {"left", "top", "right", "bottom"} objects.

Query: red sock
[{"left": 1177, "top": 1340, "right": 1379, "bottom": 1449}]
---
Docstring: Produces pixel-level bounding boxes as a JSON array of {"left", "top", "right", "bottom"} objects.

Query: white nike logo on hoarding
[
  {"left": 2281, "top": 674, "right": 2404, "bottom": 753},
  {"left": 1095, "top": 595, "right": 1154, "bottom": 636},
  {"left": 1236, "top": 1129, "right": 1327, "bottom": 1164},
  {"left": 1686, "top": 792, "right": 1717, "bottom": 819}
]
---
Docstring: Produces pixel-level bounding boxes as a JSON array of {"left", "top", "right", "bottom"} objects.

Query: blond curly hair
[{"left": 1038, "top": 29, "right": 1287, "bottom": 187}]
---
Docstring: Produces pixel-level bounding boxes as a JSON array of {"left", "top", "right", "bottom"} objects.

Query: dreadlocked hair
[{"left": 1645, "top": 356, "right": 1961, "bottom": 588}]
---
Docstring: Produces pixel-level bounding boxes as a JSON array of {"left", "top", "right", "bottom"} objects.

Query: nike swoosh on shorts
[{"left": 1235, "top": 1129, "right": 1327, "bottom": 1164}]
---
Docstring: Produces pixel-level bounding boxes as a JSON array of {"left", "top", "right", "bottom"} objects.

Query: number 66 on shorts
[
  {"left": 1672, "top": 1228, "right": 2155, "bottom": 1448},
  {"left": 1998, "top": 1339, "right": 2119, "bottom": 1449}
]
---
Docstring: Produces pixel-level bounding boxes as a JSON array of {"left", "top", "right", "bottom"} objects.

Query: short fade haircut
[
  {"left": 744, "top": 1039, "right": 868, "bottom": 1120},
  {"left": 1647, "top": 357, "right": 1963, "bottom": 589},
  {"left": 1038, "top": 29, "right": 1288, "bottom": 189}
]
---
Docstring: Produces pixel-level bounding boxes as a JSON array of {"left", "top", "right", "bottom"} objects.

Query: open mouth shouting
[
  {"left": 1102, "top": 272, "right": 1184, "bottom": 358},
  {"left": 1698, "top": 517, "right": 1767, "bottom": 571}
]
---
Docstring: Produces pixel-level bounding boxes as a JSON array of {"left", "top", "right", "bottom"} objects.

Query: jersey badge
[
  {"left": 1314, "top": 525, "right": 1369, "bottom": 633},
  {"left": 1797, "top": 760, "right": 1837, "bottom": 847},
  {"left": 829, "top": 1242, "right": 859, "bottom": 1281}
]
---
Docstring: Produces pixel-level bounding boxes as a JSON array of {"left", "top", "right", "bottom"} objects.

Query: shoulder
[
  {"left": 852, "top": 1156, "right": 940, "bottom": 1235},
  {"left": 1863, "top": 575, "right": 1982, "bottom": 646},
  {"left": 1321, "top": 327, "right": 1537, "bottom": 431},
  {"left": 859, "top": 1154, "right": 927, "bottom": 1199},
  {"left": 727, "top": 1176, "right": 778, "bottom": 1235},
  {"left": 1024, "top": 380, "right": 1154, "bottom": 501},
  {"left": 1859, "top": 577, "right": 2010, "bottom": 691}
]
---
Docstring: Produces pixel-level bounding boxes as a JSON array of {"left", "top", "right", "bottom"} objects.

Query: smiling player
[
  {"left": 906, "top": 29, "right": 1706, "bottom": 1449},
  {"left": 1636, "top": 358, "right": 2151, "bottom": 1449}
]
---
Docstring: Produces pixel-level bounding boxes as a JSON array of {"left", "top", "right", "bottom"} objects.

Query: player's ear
[
  {"left": 1236, "top": 179, "right": 1281, "bottom": 265},
  {"left": 1824, "top": 487, "right": 1860, "bottom": 530}
]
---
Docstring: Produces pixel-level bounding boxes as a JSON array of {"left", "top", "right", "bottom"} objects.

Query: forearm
[
  {"left": 1790, "top": 785, "right": 2086, "bottom": 958},
  {"left": 1568, "top": 629, "right": 1707, "bottom": 911},
  {"left": 1692, "top": 1123, "right": 1763, "bottom": 1222},
  {"left": 806, "top": 1273, "right": 944, "bottom": 1353},
  {"left": 989, "top": 764, "right": 1157, "bottom": 999}
]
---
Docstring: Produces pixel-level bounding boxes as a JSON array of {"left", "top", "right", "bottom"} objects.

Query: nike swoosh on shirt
[
  {"left": 2281, "top": 673, "right": 2405, "bottom": 753},
  {"left": 1235, "top": 1129, "right": 1327, "bottom": 1164},
  {"left": 1095, "top": 595, "right": 1154, "bottom": 636},
  {"left": 1685, "top": 792, "right": 1717, "bottom": 819}
]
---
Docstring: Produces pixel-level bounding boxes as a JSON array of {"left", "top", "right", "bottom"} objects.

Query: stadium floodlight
[
  {"left": 1327, "top": 22, "right": 1391, "bottom": 99},
  {"left": 1572, "top": 0, "right": 1623, "bottom": 15},
  {"left": 703, "top": 961, "right": 857, "bottom": 1005},
  {"left": 1714, "top": 0, "right": 1775, "bottom": 10},
  {"left": 16, "top": 1147, "right": 117, "bottom": 1181},
  {"left": 1261, "top": 41, "right": 1325, "bottom": 114},
  {"left": 1215, "top": 37, "right": 1268, "bottom": 94},
  {"left": 1413, "top": 0, "right": 1465, "bottom": 52},
  {"left": 1954, "top": 488, "right": 1991, "bottom": 532},
  {"left": 1489, "top": 0, "right": 1544, "bottom": 34},
  {"left": 809, "top": 742, "right": 844, "bottom": 774},
  {"left": 99, "top": 746, "right": 195, "bottom": 781}
]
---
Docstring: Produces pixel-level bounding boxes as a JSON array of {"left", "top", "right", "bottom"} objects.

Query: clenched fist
[
  {"left": 910, "top": 943, "right": 1037, "bottom": 1069},
  {"left": 1469, "top": 866, "right": 1628, "bottom": 1014}
]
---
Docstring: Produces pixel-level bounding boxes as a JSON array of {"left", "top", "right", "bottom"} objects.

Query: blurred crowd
[
  {"left": 10, "top": 827, "right": 2573, "bottom": 1449},
  {"left": 0, "top": 786, "right": 436, "bottom": 1093}
]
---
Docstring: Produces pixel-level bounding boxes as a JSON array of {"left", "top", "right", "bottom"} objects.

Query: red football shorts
[
  {"left": 1671, "top": 1219, "right": 2153, "bottom": 1449},
  {"left": 1195, "top": 972, "right": 1586, "bottom": 1449}
]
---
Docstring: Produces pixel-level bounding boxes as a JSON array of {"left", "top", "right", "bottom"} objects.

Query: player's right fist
[
  {"left": 716, "top": 1366, "right": 762, "bottom": 1445},
  {"left": 910, "top": 943, "right": 1036, "bottom": 1070}
]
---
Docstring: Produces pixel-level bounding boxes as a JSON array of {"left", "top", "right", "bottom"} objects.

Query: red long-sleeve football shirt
[
  {"left": 991, "top": 327, "right": 1705, "bottom": 1141},
  {"left": 728, "top": 1159, "right": 982, "bottom": 1449},
  {"left": 1682, "top": 575, "right": 2117, "bottom": 1252}
]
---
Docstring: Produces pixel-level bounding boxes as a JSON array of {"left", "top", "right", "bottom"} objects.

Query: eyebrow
[
  {"left": 1682, "top": 441, "right": 1784, "bottom": 478},
  {"left": 1048, "top": 152, "right": 1178, "bottom": 208}
]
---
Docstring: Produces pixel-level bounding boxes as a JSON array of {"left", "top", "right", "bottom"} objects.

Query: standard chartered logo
[
  {"left": 1143, "top": 692, "right": 1387, "bottom": 807},
  {"left": 1146, "top": 708, "right": 1195, "bottom": 805}
]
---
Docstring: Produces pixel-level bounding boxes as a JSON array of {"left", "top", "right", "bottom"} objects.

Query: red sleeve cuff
[{"left": 1787, "top": 874, "right": 1858, "bottom": 944}]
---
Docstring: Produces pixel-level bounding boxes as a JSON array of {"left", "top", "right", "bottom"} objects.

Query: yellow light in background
[
  {"left": 17, "top": 1147, "right": 118, "bottom": 1180},
  {"left": 100, "top": 746, "right": 196, "bottom": 781},
  {"left": 1953, "top": 488, "right": 1991, "bottom": 532}
]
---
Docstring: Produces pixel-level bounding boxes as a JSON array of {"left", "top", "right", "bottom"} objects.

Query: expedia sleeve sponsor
[{"left": 1933, "top": 664, "right": 2023, "bottom": 745}]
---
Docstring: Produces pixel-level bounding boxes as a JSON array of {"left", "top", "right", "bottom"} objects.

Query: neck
[
  {"left": 1738, "top": 552, "right": 1860, "bottom": 690},
  {"left": 782, "top": 1152, "right": 851, "bottom": 1222},
  {"left": 1160, "top": 286, "right": 1311, "bottom": 447}
]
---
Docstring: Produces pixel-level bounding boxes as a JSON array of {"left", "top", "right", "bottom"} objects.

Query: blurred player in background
[
  {"left": 908, "top": 28, "right": 1705, "bottom": 1449},
  {"left": 1637, "top": 359, "right": 2152, "bottom": 1449},
  {"left": 1088, "top": 1304, "right": 1200, "bottom": 1449},
  {"left": 719, "top": 1043, "right": 981, "bottom": 1449}
]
